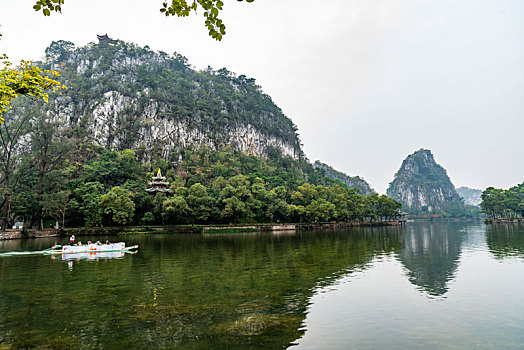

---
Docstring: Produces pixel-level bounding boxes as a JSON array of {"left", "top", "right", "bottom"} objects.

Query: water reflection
[
  {"left": 0, "top": 230, "right": 401, "bottom": 349},
  {"left": 397, "top": 223, "right": 466, "bottom": 297},
  {"left": 486, "top": 224, "right": 524, "bottom": 259},
  {"left": 2, "top": 224, "right": 524, "bottom": 349}
]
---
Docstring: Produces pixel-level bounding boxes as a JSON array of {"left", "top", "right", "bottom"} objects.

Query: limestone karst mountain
[
  {"left": 387, "top": 149, "right": 466, "bottom": 216},
  {"left": 456, "top": 186, "right": 482, "bottom": 206},
  {"left": 31, "top": 39, "right": 303, "bottom": 161},
  {"left": 313, "top": 161, "right": 375, "bottom": 195}
]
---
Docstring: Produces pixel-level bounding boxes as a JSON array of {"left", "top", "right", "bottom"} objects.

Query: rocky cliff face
[
  {"left": 35, "top": 39, "right": 302, "bottom": 160},
  {"left": 313, "top": 161, "right": 375, "bottom": 195},
  {"left": 387, "top": 149, "right": 465, "bottom": 215},
  {"left": 456, "top": 187, "right": 482, "bottom": 206}
]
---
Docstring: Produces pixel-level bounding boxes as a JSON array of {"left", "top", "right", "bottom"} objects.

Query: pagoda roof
[
  {"left": 97, "top": 34, "right": 117, "bottom": 44},
  {"left": 146, "top": 188, "right": 172, "bottom": 193}
]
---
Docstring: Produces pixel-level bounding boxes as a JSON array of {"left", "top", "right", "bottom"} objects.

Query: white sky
[{"left": 1, "top": 0, "right": 523, "bottom": 193}]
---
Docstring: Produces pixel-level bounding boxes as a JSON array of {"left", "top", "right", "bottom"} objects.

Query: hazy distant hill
[
  {"left": 456, "top": 187, "right": 482, "bottom": 206},
  {"left": 313, "top": 161, "right": 375, "bottom": 195},
  {"left": 32, "top": 39, "right": 303, "bottom": 160},
  {"left": 386, "top": 149, "right": 466, "bottom": 216}
]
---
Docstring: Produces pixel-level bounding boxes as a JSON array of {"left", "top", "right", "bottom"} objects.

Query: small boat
[
  {"left": 43, "top": 242, "right": 138, "bottom": 255},
  {"left": 61, "top": 250, "right": 134, "bottom": 261}
]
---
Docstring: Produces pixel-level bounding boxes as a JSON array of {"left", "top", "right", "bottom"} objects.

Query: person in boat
[{"left": 69, "top": 235, "right": 75, "bottom": 245}]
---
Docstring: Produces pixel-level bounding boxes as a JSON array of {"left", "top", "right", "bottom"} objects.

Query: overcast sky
[{"left": 1, "top": 0, "right": 523, "bottom": 193}]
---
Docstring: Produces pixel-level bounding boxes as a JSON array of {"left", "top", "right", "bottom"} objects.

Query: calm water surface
[{"left": 0, "top": 223, "right": 523, "bottom": 349}]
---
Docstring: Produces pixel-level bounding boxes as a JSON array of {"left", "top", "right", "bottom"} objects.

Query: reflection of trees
[
  {"left": 486, "top": 224, "right": 524, "bottom": 259},
  {"left": 398, "top": 223, "right": 466, "bottom": 297},
  {"left": 0, "top": 229, "right": 401, "bottom": 349}
]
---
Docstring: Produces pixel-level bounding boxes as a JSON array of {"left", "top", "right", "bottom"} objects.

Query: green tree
[
  {"left": 291, "top": 183, "right": 318, "bottom": 207},
  {"left": 141, "top": 211, "right": 155, "bottom": 225},
  {"left": 376, "top": 195, "right": 401, "bottom": 220},
  {"left": 0, "top": 53, "right": 64, "bottom": 123},
  {"left": 163, "top": 195, "right": 189, "bottom": 224},
  {"left": 29, "top": 110, "right": 72, "bottom": 228},
  {"left": 250, "top": 178, "right": 276, "bottom": 222},
  {"left": 100, "top": 186, "right": 135, "bottom": 225},
  {"left": 346, "top": 188, "right": 365, "bottom": 221},
  {"left": 186, "top": 183, "right": 214, "bottom": 224},
  {"left": 305, "top": 198, "right": 336, "bottom": 223},
  {"left": 74, "top": 182, "right": 104, "bottom": 226},
  {"left": 269, "top": 186, "right": 290, "bottom": 222},
  {"left": 288, "top": 204, "right": 306, "bottom": 223},
  {"left": 326, "top": 184, "right": 350, "bottom": 221},
  {"left": 152, "top": 193, "right": 166, "bottom": 224},
  {"left": 219, "top": 174, "right": 254, "bottom": 223},
  {"left": 42, "top": 189, "right": 71, "bottom": 229},
  {"left": 363, "top": 193, "right": 379, "bottom": 222},
  {"left": 0, "top": 104, "right": 33, "bottom": 229}
]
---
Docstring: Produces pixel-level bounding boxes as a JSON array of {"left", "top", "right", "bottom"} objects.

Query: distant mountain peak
[
  {"left": 313, "top": 161, "right": 375, "bottom": 195},
  {"left": 456, "top": 186, "right": 482, "bottom": 206},
  {"left": 387, "top": 149, "right": 465, "bottom": 216}
]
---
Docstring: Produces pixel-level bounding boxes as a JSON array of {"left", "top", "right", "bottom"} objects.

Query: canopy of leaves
[
  {"left": 481, "top": 183, "right": 524, "bottom": 218},
  {"left": 4, "top": 136, "right": 401, "bottom": 227},
  {"left": 0, "top": 55, "right": 64, "bottom": 123}
]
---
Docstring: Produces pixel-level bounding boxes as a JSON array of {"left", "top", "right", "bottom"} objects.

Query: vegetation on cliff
[
  {"left": 387, "top": 149, "right": 474, "bottom": 217},
  {"left": 38, "top": 39, "right": 302, "bottom": 160},
  {"left": 313, "top": 161, "right": 375, "bottom": 196},
  {"left": 0, "top": 40, "right": 401, "bottom": 229}
]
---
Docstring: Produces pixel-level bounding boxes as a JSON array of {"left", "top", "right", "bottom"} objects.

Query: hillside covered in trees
[
  {"left": 313, "top": 161, "right": 375, "bottom": 195},
  {"left": 39, "top": 39, "right": 303, "bottom": 160},
  {"left": 0, "top": 39, "right": 398, "bottom": 229},
  {"left": 2, "top": 145, "right": 401, "bottom": 229}
]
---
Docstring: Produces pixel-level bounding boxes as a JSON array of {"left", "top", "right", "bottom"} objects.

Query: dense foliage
[
  {"left": 480, "top": 183, "right": 524, "bottom": 218},
  {"left": 1, "top": 124, "right": 401, "bottom": 228},
  {"left": 0, "top": 54, "right": 63, "bottom": 123}
]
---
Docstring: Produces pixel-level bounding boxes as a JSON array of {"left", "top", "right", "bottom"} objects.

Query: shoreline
[
  {"left": 0, "top": 221, "right": 402, "bottom": 241},
  {"left": 484, "top": 218, "right": 524, "bottom": 224}
]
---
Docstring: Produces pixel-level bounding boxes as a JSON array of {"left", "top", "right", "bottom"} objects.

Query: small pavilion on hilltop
[
  {"left": 97, "top": 34, "right": 117, "bottom": 44},
  {"left": 146, "top": 169, "right": 171, "bottom": 195}
]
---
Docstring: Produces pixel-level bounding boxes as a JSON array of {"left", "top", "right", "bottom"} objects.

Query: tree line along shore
[{"left": 1, "top": 146, "right": 403, "bottom": 232}]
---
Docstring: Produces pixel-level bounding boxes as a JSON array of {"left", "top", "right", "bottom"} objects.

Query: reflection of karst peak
[{"left": 398, "top": 223, "right": 466, "bottom": 297}]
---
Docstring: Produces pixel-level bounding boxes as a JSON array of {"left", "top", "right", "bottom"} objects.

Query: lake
[{"left": 1, "top": 222, "right": 523, "bottom": 349}]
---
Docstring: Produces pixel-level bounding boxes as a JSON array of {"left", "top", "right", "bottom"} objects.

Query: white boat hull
[{"left": 44, "top": 242, "right": 138, "bottom": 255}]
